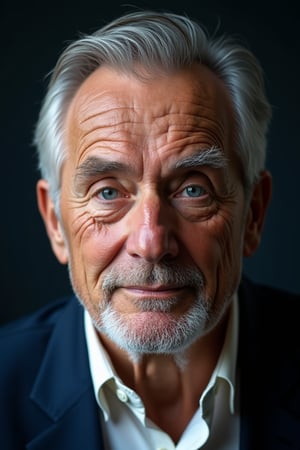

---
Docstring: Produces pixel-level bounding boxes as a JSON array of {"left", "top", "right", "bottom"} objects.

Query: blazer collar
[
  {"left": 28, "top": 297, "right": 104, "bottom": 450},
  {"left": 30, "top": 297, "right": 91, "bottom": 420}
]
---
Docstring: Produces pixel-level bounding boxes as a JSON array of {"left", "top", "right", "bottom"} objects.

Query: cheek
[
  {"left": 66, "top": 212, "right": 126, "bottom": 282},
  {"left": 212, "top": 211, "right": 246, "bottom": 295},
  {"left": 182, "top": 214, "right": 232, "bottom": 263},
  {"left": 184, "top": 212, "right": 244, "bottom": 289},
  {"left": 184, "top": 225, "right": 220, "bottom": 271}
]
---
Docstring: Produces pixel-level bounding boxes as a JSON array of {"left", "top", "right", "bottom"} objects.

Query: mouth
[
  {"left": 104, "top": 282, "right": 197, "bottom": 315},
  {"left": 120, "top": 285, "right": 187, "bottom": 299}
]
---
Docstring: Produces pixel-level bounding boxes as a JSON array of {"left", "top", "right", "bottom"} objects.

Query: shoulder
[
  {"left": 0, "top": 296, "right": 73, "bottom": 340},
  {"left": 239, "top": 275, "right": 300, "bottom": 310},
  {"left": 238, "top": 275, "right": 300, "bottom": 354},
  {"left": 238, "top": 278, "right": 300, "bottom": 446},
  {"left": 0, "top": 296, "right": 81, "bottom": 375},
  {"left": 0, "top": 297, "right": 90, "bottom": 447}
]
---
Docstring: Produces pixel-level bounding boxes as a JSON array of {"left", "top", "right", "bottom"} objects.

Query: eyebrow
[
  {"left": 74, "top": 146, "right": 227, "bottom": 191},
  {"left": 174, "top": 146, "right": 227, "bottom": 170},
  {"left": 74, "top": 157, "right": 134, "bottom": 191}
]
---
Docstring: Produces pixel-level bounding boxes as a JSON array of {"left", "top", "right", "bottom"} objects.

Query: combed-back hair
[{"left": 33, "top": 10, "right": 272, "bottom": 211}]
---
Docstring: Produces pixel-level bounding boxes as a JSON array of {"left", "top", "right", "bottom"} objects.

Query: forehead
[{"left": 64, "top": 64, "right": 234, "bottom": 168}]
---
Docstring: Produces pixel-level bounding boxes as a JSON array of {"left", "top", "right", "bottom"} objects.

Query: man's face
[{"left": 39, "top": 64, "right": 268, "bottom": 357}]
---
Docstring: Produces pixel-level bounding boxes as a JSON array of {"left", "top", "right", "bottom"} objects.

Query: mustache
[{"left": 102, "top": 261, "right": 205, "bottom": 295}]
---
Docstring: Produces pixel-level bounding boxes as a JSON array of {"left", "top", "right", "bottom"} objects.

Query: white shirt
[{"left": 84, "top": 295, "right": 240, "bottom": 450}]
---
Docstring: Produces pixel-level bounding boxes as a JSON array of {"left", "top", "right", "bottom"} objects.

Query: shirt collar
[
  {"left": 200, "top": 292, "right": 239, "bottom": 414},
  {"left": 84, "top": 293, "right": 239, "bottom": 419},
  {"left": 84, "top": 311, "right": 119, "bottom": 419}
]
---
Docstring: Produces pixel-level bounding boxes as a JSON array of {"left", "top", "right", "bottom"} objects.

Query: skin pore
[{"left": 37, "top": 63, "right": 272, "bottom": 441}]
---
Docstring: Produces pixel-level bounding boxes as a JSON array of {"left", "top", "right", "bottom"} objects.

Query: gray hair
[{"left": 33, "top": 10, "right": 272, "bottom": 211}]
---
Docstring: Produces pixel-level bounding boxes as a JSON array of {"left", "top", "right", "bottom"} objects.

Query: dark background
[{"left": 1, "top": 0, "right": 299, "bottom": 325}]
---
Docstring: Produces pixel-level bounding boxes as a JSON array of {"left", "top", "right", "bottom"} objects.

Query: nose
[{"left": 125, "top": 193, "right": 179, "bottom": 263}]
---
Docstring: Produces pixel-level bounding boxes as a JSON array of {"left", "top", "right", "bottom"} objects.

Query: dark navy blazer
[{"left": 0, "top": 277, "right": 299, "bottom": 449}]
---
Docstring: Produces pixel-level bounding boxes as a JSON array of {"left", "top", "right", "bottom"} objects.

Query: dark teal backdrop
[{"left": 1, "top": 0, "right": 299, "bottom": 324}]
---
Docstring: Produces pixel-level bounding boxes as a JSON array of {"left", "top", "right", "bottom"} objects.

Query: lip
[{"left": 121, "top": 285, "right": 185, "bottom": 297}]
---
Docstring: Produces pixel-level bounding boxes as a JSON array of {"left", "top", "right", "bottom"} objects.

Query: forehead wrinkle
[
  {"left": 160, "top": 105, "right": 227, "bottom": 149},
  {"left": 73, "top": 91, "right": 142, "bottom": 142},
  {"left": 75, "top": 91, "right": 227, "bottom": 152},
  {"left": 76, "top": 90, "right": 127, "bottom": 119},
  {"left": 75, "top": 113, "right": 146, "bottom": 165},
  {"left": 79, "top": 105, "right": 141, "bottom": 128},
  {"left": 78, "top": 90, "right": 219, "bottom": 131}
]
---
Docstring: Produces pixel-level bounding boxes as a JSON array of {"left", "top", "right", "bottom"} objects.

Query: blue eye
[
  {"left": 184, "top": 185, "right": 206, "bottom": 197},
  {"left": 99, "top": 187, "right": 119, "bottom": 200}
]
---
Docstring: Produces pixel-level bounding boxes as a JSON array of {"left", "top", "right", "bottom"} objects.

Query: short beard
[
  {"left": 68, "top": 259, "right": 232, "bottom": 366},
  {"left": 99, "top": 297, "right": 209, "bottom": 365},
  {"left": 71, "top": 261, "right": 230, "bottom": 363}
]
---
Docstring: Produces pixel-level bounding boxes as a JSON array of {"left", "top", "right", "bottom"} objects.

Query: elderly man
[{"left": 1, "top": 10, "right": 299, "bottom": 450}]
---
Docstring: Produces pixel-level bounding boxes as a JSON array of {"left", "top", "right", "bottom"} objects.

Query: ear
[
  {"left": 243, "top": 170, "right": 272, "bottom": 257},
  {"left": 36, "top": 179, "right": 69, "bottom": 265}
]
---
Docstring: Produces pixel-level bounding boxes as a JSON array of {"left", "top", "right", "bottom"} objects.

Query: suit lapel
[
  {"left": 27, "top": 391, "right": 103, "bottom": 450},
  {"left": 27, "top": 298, "right": 104, "bottom": 450}
]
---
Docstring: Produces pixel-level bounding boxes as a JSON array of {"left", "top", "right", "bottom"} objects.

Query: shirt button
[{"left": 116, "top": 388, "right": 128, "bottom": 403}]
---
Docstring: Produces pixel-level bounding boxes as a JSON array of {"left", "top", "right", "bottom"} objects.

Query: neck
[{"left": 98, "top": 312, "right": 229, "bottom": 442}]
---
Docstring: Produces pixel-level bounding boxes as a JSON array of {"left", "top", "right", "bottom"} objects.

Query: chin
[{"left": 97, "top": 304, "right": 209, "bottom": 357}]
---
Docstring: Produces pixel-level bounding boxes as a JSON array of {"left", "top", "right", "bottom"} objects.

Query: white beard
[{"left": 70, "top": 261, "right": 231, "bottom": 363}]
